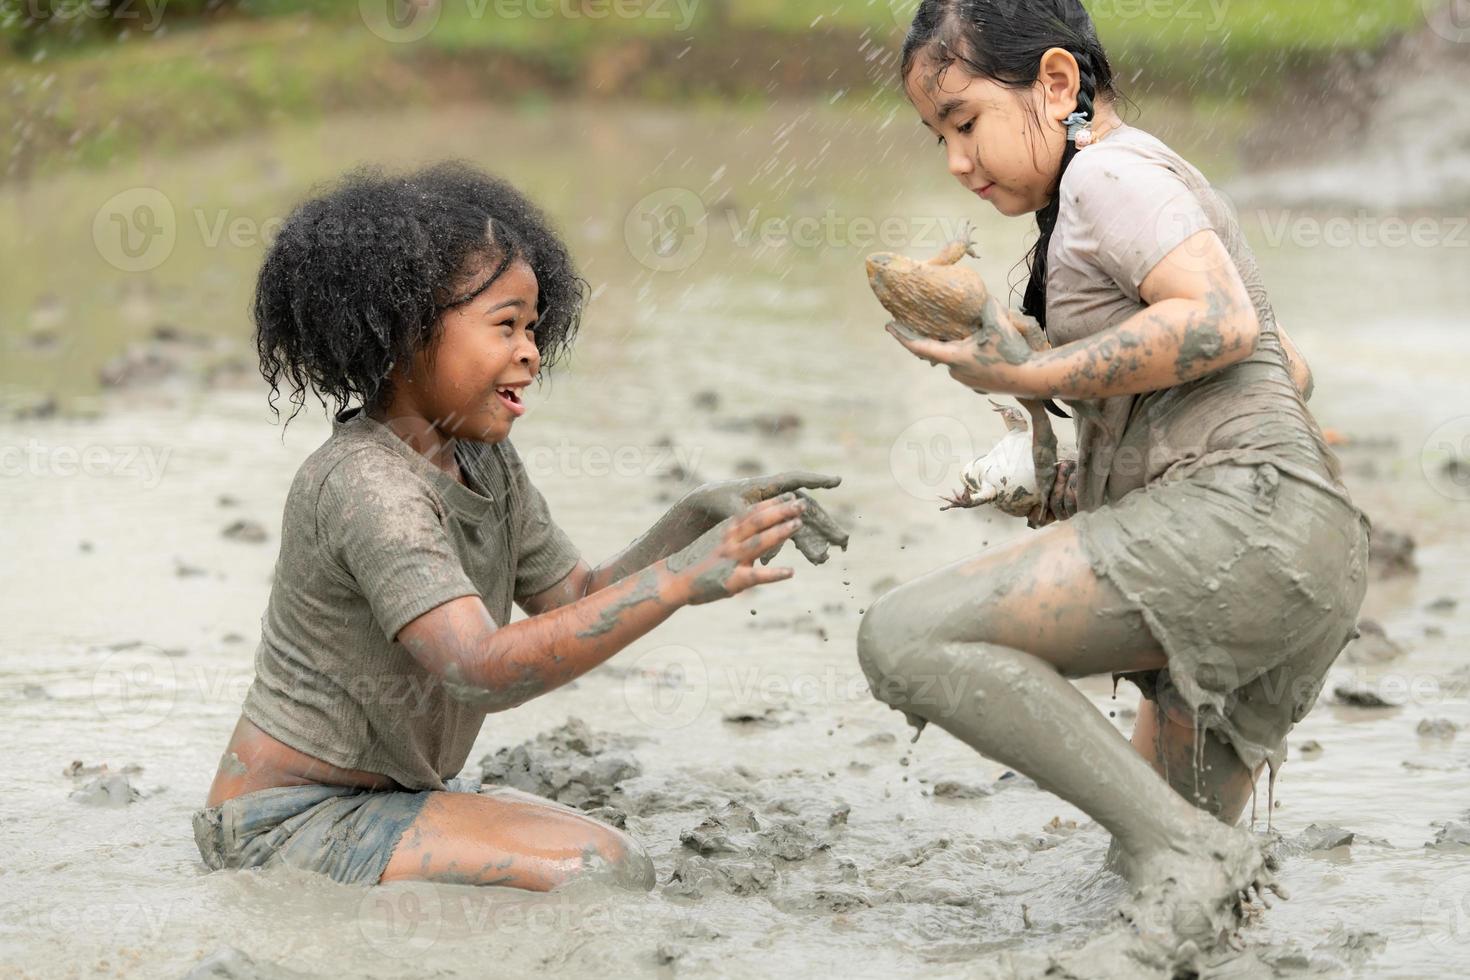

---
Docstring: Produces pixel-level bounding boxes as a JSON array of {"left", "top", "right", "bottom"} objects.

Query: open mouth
[{"left": 495, "top": 385, "right": 527, "bottom": 418}]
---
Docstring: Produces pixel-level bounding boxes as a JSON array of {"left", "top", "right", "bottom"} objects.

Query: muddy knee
[
  {"left": 572, "top": 827, "right": 655, "bottom": 892},
  {"left": 857, "top": 590, "right": 949, "bottom": 716},
  {"left": 857, "top": 591, "right": 911, "bottom": 707}
]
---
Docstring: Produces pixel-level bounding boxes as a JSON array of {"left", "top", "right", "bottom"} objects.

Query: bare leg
[
  {"left": 1129, "top": 697, "right": 1265, "bottom": 825},
  {"left": 382, "top": 787, "right": 655, "bottom": 891},
  {"left": 857, "top": 521, "right": 1278, "bottom": 943}
]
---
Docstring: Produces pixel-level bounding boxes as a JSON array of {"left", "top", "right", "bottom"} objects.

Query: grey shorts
[
  {"left": 192, "top": 776, "right": 482, "bottom": 885},
  {"left": 1075, "top": 459, "right": 1371, "bottom": 775}
]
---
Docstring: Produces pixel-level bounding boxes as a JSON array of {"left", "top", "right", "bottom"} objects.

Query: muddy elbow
[{"left": 440, "top": 663, "right": 533, "bottom": 713}]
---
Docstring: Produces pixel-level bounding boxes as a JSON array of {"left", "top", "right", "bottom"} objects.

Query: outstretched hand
[
  {"left": 686, "top": 471, "right": 850, "bottom": 565},
  {"left": 668, "top": 495, "right": 807, "bottom": 606}
]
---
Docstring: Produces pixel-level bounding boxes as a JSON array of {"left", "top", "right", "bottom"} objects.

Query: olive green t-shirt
[
  {"left": 242, "top": 407, "right": 581, "bottom": 791},
  {"left": 1044, "top": 123, "right": 1353, "bottom": 512}
]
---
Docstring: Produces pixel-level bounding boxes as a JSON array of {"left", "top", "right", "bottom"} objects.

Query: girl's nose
[
  {"left": 518, "top": 335, "right": 541, "bottom": 374},
  {"left": 947, "top": 145, "right": 974, "bottom": 179}
]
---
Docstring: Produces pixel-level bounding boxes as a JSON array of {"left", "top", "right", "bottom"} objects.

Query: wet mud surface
[{"left": 3, "top": 102, "right": 1469, "bottom": 978}]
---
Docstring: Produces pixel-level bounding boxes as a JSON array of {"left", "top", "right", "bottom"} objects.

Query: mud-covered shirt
[
  {"left": 1044, "top": 123, "right": 1353, "bottom": 511},
  {"left": 242, "top": 407, "right": 581, "bottom": 791}
]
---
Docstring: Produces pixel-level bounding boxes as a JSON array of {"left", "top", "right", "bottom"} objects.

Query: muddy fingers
[{"left": 668, "top": 496, "right": 805, "bottom": 605}]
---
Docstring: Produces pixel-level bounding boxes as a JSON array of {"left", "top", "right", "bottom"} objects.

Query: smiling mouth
[{"left": 494, "top": 385, "right": 527, "bottom": 417}]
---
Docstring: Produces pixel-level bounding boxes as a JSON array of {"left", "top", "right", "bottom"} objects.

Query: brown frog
[{"left": 866, "top": 235, "right": 1071, "bottom": 524}]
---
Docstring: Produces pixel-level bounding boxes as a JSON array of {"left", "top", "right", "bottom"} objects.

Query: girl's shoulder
[{"left": 1057, "top": 125, "right": 1208, "bottom": 204}]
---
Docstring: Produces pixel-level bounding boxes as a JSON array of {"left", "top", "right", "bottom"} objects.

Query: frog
[{"left": 866, "top": 234, "right": 1084, "bottom": 525}]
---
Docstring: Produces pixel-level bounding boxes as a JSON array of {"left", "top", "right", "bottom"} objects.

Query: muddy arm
[
  {"left": 1011, "top": 236, "right": 1261, "bottom": 401},
  {"left": 1275, "top": 321, "right": 1314, "bottom": 402},
  {"left": 403, "top": 499, "right": 806, "bottom": 712},
  {"left": 519, "top": 474, "right": 847, "bottom": 616}
]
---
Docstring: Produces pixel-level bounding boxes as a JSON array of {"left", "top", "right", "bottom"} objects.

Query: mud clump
[
  {"left": 721, "top": 706, "right": 802, "bottom": 729},
  {"left": 69, "top": 772, "right": 141, "bottom": 807},
  {"left": 679, "top": 801, "right": 831, "bottom": 862},
  {"left": 665, "top": 798, "right": 839, "bottom": 898},
  {"left": 221, "top": 519, "right": 269, "bottom": 544},
  {"left": 1338, "top": 620, "right": 1406, "bottom": 664},
  {"left": 1428, "top": 813, "right": 1470, "bottom": 853},
  {"left": 1367, "top": 525, "right": 1417, "bottom": 579},
  {"left": 931, "top": 780, "right": 995, "bottom": 800},
  {"left": 477, "top": 718, "right": 642, "bottom": 812},
  {"left": 1331, "top": 683, "right": 1399, "bottom": 709},
  {"left": 1416, "top": 718, "right": 1459, "bottom": 740},
  {"left": 666, "top": 853, "right": 778, "bottom": 897},
  {"left": 65, "top": 761, "right": 143, "bottom": 807},
  {"left": 183, "top": 947, "right": 313, "bottom": 980},
  {"left": 1267, "top": 823, "right": 1385, "bottom": 860}
]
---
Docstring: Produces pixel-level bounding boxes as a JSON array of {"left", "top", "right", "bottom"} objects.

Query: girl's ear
[{"left": 1036, "top": 47, "right": 1082, "bottom": 125}]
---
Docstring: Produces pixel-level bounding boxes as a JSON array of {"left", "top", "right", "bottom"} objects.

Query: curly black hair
[{"left": 254, "top": 161, "right": 587, "bottom": 423}]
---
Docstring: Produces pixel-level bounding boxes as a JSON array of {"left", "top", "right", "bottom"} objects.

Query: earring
[{"left": 1063, "top": 110, "right": 1093, "bottom": 148}]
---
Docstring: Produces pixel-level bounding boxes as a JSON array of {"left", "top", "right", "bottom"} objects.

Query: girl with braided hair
[{"left": 858, "top": 0, "right": 1370, "bottom": 944}]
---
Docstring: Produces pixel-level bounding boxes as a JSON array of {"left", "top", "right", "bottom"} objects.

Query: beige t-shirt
[
  {"left": 1045, "top": 123, "right": 1351, "bottom": 511},
  {"left": 242, "top": 407, "right": 581, "bottom": 791}
]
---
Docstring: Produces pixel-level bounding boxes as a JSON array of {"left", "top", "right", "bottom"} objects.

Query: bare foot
[{"left": 1113, "top": 816, "right": 1285, "bottom": 950}]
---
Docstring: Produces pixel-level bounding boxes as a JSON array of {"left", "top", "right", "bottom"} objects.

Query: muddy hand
[
  {"left": 667, "top": 494, "right": 806, "bottom": 606},
  {"left": 1027, "top": 457, "right": 1079, "bottom": 528},
  {"left": 884, "top": 298, "right": 1035, "bottom": 395},
  {"left": 688, "top": 471, "right": 849, "bottom": 566},
  {"left": 1020, "top": 397, "right": 1059, "bottom": 525}
]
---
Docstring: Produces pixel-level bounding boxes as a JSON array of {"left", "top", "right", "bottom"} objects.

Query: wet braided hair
[
  {"left": 253, "top": 161, "right": 587, "bottom": 426},
  {"left": 900, "top": 0, "right": 1123, "bottom": 339}
]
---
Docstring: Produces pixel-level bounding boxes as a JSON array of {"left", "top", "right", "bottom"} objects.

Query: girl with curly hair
[
  {"left": 194, "top": 162, "right": 848, "bottom": 890},
  {"left": 857, "top": 0, "right": 1371, "bottom": 946}
]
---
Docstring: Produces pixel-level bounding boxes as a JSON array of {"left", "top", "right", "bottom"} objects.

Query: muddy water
[{"left": 2, "top": 102, "right": 1468, "bottom": 977}]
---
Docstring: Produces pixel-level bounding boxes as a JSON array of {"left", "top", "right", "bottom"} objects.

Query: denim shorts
[{"left": 192, "top": 776, "right": 483, "bottom": 885}]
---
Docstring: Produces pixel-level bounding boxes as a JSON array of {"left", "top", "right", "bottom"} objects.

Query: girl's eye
[{"left": 936, "top": 117, "right": 976, "bottom": 146}]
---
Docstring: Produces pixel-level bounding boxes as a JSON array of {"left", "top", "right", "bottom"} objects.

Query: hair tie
[{"left": 1064, "top": 110, "right": 1094, "bottom": 148}]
